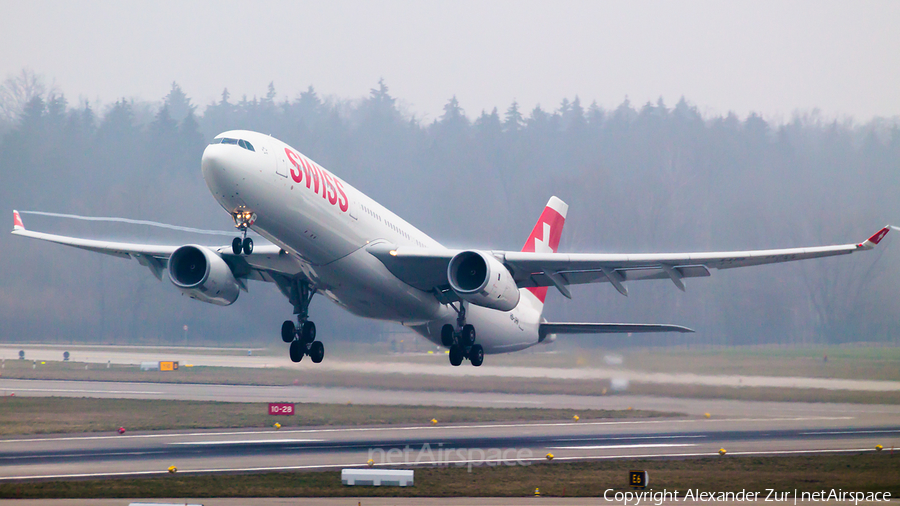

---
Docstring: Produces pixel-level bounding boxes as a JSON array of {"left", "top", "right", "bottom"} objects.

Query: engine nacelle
[
  {"left": 447, "top": 250, "right": 520, "bottom": 311},
  {"left": 167, "top": 245, "right": 240, "bottom": 306}
]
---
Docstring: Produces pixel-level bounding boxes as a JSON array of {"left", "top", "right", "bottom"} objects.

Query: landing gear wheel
[
  {"left": 281, "top": 321, "right": 295, "bottom": 343},
  {"left": 440, "top": 324, "right": 455, "bottom": 347},
  {"left": 449, "top": 345, "right": 464, "bottom": 366},
  {"left": 460, "top": 324, "right": 476, "bottom": 347},
  {"left": 310, "top": 341, "right": 325, "bottom": 363},
  {"left": 289, "top": 339, "right": 304, "bottom": 363},
  {"left": 232, "top": 237, "right": 242, "bottom": 255},
  {"left": 301, "top": 321, "right": 317, "bottom": 343},
  {"left": 242, "top": 237, "right": 253, "bottom": 255},
  {"left": 469, "top": 344, "right": 484, "bottom": 367}
]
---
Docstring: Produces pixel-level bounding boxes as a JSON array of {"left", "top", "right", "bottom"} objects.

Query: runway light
[
  {"left": 705, "top": 413, "right": 711, "bottom": 419},
  {"left": 876, "top": 444, "right": 883, "bottom": 451},
  {"left": 367, "top": 459, "right": 375, "bottom": 467},
  {"left": 431, "top": 418, "right": 438, "bottom": 425},
  {"left": 168, "top": 465, "right": 177, "bottom": 473},
  {"left": 627, "top": 407, "right": 633, "bottom": 410},
  {"left": 118, "top": 427, "right": 125, "bottom": 435},
  {"left": 273, "top": 422, "right": 281, "bottom": 430},
  {"left": 573, "top": 415, "right": 580, "bottom": 421},
  {"left": 534, "top": 488, "right": 541, "bottom": 496},
  {"left": 718, "top": 448, "right": 727, "bottom": 456},
  {"left": 546, "top": 453, "right": 554, "bottom": 461}
]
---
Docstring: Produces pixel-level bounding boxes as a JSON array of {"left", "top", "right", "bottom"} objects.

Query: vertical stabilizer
[
  {"left": 13, "top": 210, "right": 24, "bottom": 231},
  {"left": 520, "top": 196, "right": 568, "bottom": 305}
]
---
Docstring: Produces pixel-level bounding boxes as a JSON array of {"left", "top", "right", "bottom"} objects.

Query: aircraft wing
[
  {"left": 369, "top": 226, "right": 891, "bottom": 298},
  {"left": 11, "top": 210, "right": 301, "bottom": 284}
]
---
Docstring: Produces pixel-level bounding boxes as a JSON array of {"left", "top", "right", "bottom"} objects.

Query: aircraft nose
[{"left": 201, "top": 144, "right": 242, "bottom": 204}]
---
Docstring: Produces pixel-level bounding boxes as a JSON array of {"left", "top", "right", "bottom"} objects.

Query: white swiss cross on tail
[{"left": 521, "top": 196, "right": 568, "bottom": 304}]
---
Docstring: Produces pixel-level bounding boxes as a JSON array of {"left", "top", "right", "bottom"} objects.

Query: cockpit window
[{"left": 209, "top": 137, "right": 255, "bottom": 151}]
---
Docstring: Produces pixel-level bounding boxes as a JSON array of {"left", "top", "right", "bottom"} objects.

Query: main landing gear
[
  {"left": 281, "top": 278, "right": 325, "bottom": 363},
  {"left": 231, "top": 209, "right": 256, "bottom": 255},
  {"left": 441, "top": 304, "right": 484, "bottom": 367}
]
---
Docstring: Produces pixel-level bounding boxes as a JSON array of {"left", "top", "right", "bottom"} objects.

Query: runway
[
  {"left": 0, "top": 415, "right": 896, "bottom": 481},
  {"left": 1, "top": 378, "right": 898, "bottom": 481}
]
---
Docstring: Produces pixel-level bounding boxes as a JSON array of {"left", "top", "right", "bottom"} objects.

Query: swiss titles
[{"left": 285, "top": 147, "right": 349, "bottom": 212}]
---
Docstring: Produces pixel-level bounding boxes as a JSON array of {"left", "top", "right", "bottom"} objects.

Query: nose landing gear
[
  {"left": 282, "top": 278, "right": 325, "bottom": 364},
  {"left": 231, "top": 209, "right": 256, "bottom": 255},
  {"left": 442, "top": 303, "right": 483, "bottom": 367}
]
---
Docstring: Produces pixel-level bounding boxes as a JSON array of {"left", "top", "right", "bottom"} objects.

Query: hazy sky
[{"left": 2, "top": 0, "right": 898, "bottom": 122}]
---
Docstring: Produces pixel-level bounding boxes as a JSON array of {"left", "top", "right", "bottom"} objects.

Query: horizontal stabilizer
[{"left": 539, "top": 322, "right": 694, "bottom": 339}]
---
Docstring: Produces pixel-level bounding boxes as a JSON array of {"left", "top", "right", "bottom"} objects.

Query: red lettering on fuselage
[
  {"left": 286, "top": 149, "right": 304, "bottom": 184},
  {"left": 284, "top": 147, "right": 350, "bottom": 213}
]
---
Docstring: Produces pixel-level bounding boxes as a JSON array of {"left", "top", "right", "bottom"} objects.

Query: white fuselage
[{"left": 201, "top": 130, "right": 542, "bottom": 353}]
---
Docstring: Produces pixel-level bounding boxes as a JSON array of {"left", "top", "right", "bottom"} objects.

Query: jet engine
[
  {"left": 447, "top": 250, "right": 520, "bottom": 311},
  {"left": 167, "top": 245, "right": 240, "bottom": 306}
]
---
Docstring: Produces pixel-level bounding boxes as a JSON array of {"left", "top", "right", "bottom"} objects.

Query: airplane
[{"left": 11, "top": 130, "right": 892, "bottom": 366}]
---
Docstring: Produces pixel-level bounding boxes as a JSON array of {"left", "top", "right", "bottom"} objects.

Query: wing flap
[{"left": 517, "top": 265, "right": 711, "bottom": 288}]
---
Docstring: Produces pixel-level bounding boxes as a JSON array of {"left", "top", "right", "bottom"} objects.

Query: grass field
[
  {"left": 2, "top": 358, "right": 898, "bottom": 405},
  {"left": 0, "top": 454, "right": 896, "bottom": 498},
  {"left": 0, "top": 396, "right": 674, "bottom": 436}
]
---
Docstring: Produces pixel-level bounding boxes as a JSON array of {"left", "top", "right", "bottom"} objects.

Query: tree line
[{"left": 1, "top": 73, "right": 898, "bottom": 347}]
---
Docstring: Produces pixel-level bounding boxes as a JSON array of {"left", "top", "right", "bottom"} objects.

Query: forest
[{"left": 1, "top": 71, "right": 898, "bottom": 347}]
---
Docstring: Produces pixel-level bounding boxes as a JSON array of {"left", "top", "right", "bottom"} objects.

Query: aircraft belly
[
  {"left": 467, "top": 304, "right": 541, "bottom": 354},
  {"left": 418, "top": 301, "right": 541, "bottom": 354},
  {"left": 312, "top": 247, "right": 444, "bottom": 322}
]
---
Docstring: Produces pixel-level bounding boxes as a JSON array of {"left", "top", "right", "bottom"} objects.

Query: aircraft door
[{"left": 275, "top": 149, "right": 288, "bottom": 178}]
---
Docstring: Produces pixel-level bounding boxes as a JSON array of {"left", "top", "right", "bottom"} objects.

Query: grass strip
[
  {"left": 2, "top": 360, "right": 898, "bottom": 404},
  {"left": 1, "top": 454, "right": 897, "bottom": 498},
  {"left": 0, "top": 396, "right": 674, "bottom": 436}
]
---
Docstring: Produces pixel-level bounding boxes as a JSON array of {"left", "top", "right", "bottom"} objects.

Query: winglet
[
  {"left": 858, "top": 226, "right": 890, "bottom": 250},
  {"left": 13, "top": 210, "right": 24, "bottom": 231}
]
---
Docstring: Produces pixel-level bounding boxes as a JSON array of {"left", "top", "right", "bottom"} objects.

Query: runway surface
[
  {"left": 1, "top": 345, "right": 898, "bottom": 485},
  {"left": 1, "top": 378, "right": 898, "bottom": 481},
  {"left": 1, "top": 413, "right": 896, "bottom": 481},
  {"left": 2, "top": 345, "right": 898, "bottom": 392}
]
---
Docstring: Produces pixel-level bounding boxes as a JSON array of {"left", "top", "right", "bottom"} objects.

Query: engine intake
[
  {"left": 447, "top": 250, "right": 520, "bottom": 311},
  {"left": 168, "top": 245, "right": 240, "bottom": 306}
]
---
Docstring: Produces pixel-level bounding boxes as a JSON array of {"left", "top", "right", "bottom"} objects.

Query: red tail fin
[
  {"left": 521, "top": 196, "right": 568, "bottom": 303},
  {"left": 13, "top": 210, "right": 24, "bottom": 231}
]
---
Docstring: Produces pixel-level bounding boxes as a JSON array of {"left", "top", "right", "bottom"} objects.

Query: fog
[{"left": 0, "top": 71, "right": 897, "bottom": 348}]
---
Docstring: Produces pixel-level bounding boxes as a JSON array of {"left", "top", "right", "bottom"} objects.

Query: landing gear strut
[
  {"left": 282, "top": 278, "right": 325, "bottom": 363},
  {"left": 231, "top": 209, "right": 256, "bottom": 255},
  {"left": 442, "top": 303, "right": 483, "bottom": 367}
]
